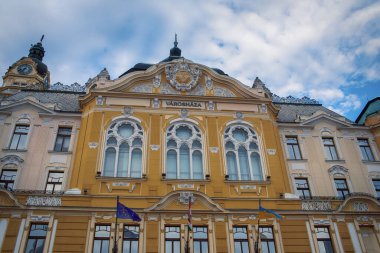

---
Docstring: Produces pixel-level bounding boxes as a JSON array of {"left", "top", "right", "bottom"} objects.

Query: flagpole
[
  {"left": 113, "top": 196, "right": 119, "bottom": 253},
  {"left": 255, "top": 199, "right": 261, "bottom": 253},
  {"left": 185, "top": 195, "right": 191, "bottom": 253}
]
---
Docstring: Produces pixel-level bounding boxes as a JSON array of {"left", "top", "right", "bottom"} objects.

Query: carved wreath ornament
[{"left": 165, "top": 63, "right": 201, "bottom": 91}]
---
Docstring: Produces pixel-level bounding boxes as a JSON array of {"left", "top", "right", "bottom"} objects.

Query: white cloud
[{"left": 0, "top": 0, "right": 379, "bottom": 120}]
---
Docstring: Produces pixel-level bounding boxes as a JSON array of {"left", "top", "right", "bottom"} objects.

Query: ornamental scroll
[{"left": 165, "top": 63, "right": 201, "bottom": 91}]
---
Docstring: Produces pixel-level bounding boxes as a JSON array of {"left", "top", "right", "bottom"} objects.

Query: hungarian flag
[{"left": 187, "top": 196, "right": 192, "bottom": 231}]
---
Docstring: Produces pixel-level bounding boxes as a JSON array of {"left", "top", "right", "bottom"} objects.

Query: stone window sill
[
  {"left": 362, "top": 160, "right": 380, "bottom": 164},
  {"left": 325, "top": 159, "right": 345, "bottom": 163},
  {"left": 2, "top": 148, "right": 27, "bottom": 152},
  {"left": 48, "top": 150, "right": 72, "bottom": 154},
  {"left": 287, "top": 159, "right": 308, "bottom": 162}
]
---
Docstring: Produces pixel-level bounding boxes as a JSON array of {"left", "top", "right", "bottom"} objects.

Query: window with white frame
[
  {"left": 334, "top": 178, "right": 350, "bottom": 199},
  {"left": 322, "top": 137, "right": 339, "bottom": 160},
  {"left": 54, "top": 127, "right": 72, "bottom": 152},
  {"left": 93, "top": 224, "right": 110, "bottom": 253},
  {"left": 166, "top": 123, "right": 204, "bottom": 179},
  {"left": 123, "top": 225, "right": 139, "bottom": 253},
  {"left": 0, "top": 169, "right": 17, "bottom": 190},
  {"left": 260, "top": 226, "right": 276, "bottom": 253},
  {"left": 193, "top": 226, "right": 209, "bottom": 253},
  {"left": 285, "top": 136, "right": 302, "bottom": 160},
  {"left": 233, "top": 226, "right": 249, "bottom": 253},
  {"left": 165, "top": 226, "right": 181, "bottom": 253},
  {"left": 315, "top": 227, "right": 334, "bottom": 253},
  {"left": 224, "top": 125, "right": 264, "bottom": 180},
  {"left": 294, "top": 178, "right": 312, "bottom": 198},
  {"left": 103, "top": 120, "right": 143, "bottom": 178},
  {"left": 358, "top": 138, "right": 375, "bottom": 161},
  {"left": 9, "top": 125, "right": 29, "bottom": 150},
  {"left": 45, "top": 171, "right": 64, "bottom": 193},
  {"left": 25, "top": 223, "right": 48, "bottom": 253},
  {"left": 372, "top": 180, "right": 380, "bottom": 198}
]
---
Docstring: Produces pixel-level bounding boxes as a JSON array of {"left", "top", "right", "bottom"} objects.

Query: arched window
[
  {"left": 224, "top": 125, "right": 264, "bottom": 180},
  {"left": 102, "top": 120, "right": 144, "bottom": 178},
  {"left": 166, "top": 123, "right": 204, "bottom": 179}
]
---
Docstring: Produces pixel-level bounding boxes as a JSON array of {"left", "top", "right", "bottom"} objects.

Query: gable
[
  {"left": 0, "top": 99, "right": 56, "bottom": 115},
  {"left": 92, "top": 61, "right": 265, "bottom": 100}
]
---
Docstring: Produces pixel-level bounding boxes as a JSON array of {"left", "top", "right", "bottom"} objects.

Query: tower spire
[
  {"left": 169, "top": 33, "right": 181, "bottom": 58},
  {"left": 174, "top": 33, "right": 178, "bottom": 47}
]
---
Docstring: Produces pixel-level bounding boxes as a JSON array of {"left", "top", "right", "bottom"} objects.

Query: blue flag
[
  {"left": 117, "top": 201, "right": 141, "bottom": 222},
  {"left": 259, "top": 204, "right": 283, "bottom": 219}
]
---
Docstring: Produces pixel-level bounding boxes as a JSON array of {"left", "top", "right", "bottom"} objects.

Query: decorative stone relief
[
  {"left": 180, "top": 109, "right": 189, "bottom": 118},
  {"left": 88, "top": 142, "right": 98, "bottom": 149},
  {"left": 179, "top": 192, "right": 195, "bottom": 205},
  {"left": 160, "top": 83, "right": 181, "bottom": 95},
  {"left": 313, "top": 219, "right": 330, "bottom": 226},
  {"left": 96, "top": 96, "right": 104, "bottom": 105},
  {"left": 177, "top": 184, "right": 194, "bottom": 189},
  {"left": 240, "top": 185, "right": 256, "bottom": 190},
  {"left": 150, "top": 145, "right": 160, "bottom": 151},
  {"left": 30, "top": 215, "right": 51, "bottom": 222},
  {"left": 148, "top": 215, "right": 159, "bottom": 221},
  {"left": 187, "top": 84, "right": 205, "bottom": 96},
  {"left": 50, "top": 82, "right": 85, "bottom": 92},
  {"left": 235, "top": 112, "right": 244, "bottom": 119},
  {"left": 153, "top": 74, "right": 161, "bottom": 88},
  {"left": 165, "top": 63, "right": 202, "bottom": 91},
  {"left": 261, "top": 104, "right": 267, "bottom": 113},
  {"left": 267, "top": 149, "right": 276, "bottom": 155},
  {"left": 352, "top": 202, "right": 369, "bottom": 212},
  {"left": 328, "top": 165, "right": 348, "bottom": 176},
  {"left": 301, "top": 201, "right": 331, "bottom": 211},
  {"left": 356, "top": 216, "right": 370, "bottom": 222},
  {"left": 112, "top": 182, "right": 130, "bottom": 187},
  {"left": 205, "top": 75, "right": 213, "bottom": 90},
  {"left": 26, "top": 196, "right": 62, "bottom": 206},
  {"left": 153, "top": 98, "right": 160, "bottom": 108},
  {"left": 132, "top": 84, "right": 152, "bottom": 93},
  {"left": 207, "top": 101, "right": 215, "bottom": 111},
  {"left": 0, "top": 155, "right": 24, "bottom": 165},
  {"left": 209, "top": 147, "right": 219, "bottom": 153},
  {"left": 123, "top": 107, "right": 132, "bottom": 116},
  {"left": 214, "top": 87, "right": 236, "bottom": 97}
]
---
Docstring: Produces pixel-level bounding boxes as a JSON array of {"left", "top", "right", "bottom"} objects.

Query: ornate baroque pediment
[{"left": 165, "top": 63, "right": 201, "bottom": 91}]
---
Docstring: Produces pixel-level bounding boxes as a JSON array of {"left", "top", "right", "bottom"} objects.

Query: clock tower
[{"left": 2, "top": 36, "right": 50, "bottom": 90}]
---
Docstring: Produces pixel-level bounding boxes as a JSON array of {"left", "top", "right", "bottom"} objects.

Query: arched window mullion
[
  {"left": 247, "top": 150, "right": 254, "bottom": 180},
  {"left": 234, "top": 149, "right": 241, "bottom": 180},
  {"left": 189, "top": 147, "right": 194, "bottom": 179},
  {"left": 114, "top": 146, "right": 120, "bottom": 177},
  {"left": 127, "top": 145, "right": 133, "bottom": 177}
]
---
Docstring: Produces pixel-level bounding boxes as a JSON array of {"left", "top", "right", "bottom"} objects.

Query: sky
[{"left": 0, "top": 0, "right": 379, "bottom": 121}]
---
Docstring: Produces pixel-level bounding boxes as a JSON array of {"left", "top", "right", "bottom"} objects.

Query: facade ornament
[
  {"left": 207, "top": 101, "right": 215, "bottom": 111},
  {"left": 301, "top": 201, "right": 331, "bottom": 211},
  {"left": 188, "top": 84, "right": 206, "bottom": 96},
  {"left": 165, "top": 63, "right": 202, "bottom": 91},
  {"left": 267, "top": 149, "right": 276, "bottom": 155},
  {"left": 131, "top": 84, "right": 152, "bottom": 93},
  {"left": 177, "top": 184, "right": 194, "bottom": 189},
  {"left": 123, "top": 107, "right": 133, "bottom": 116},
  {"left": 153, "top": 74, "right": 161, "bottom": 88},
  {"left": 313, "top": 219, "right": 330, "bottom": 226},
  {"left": 30, "top": 215, "right": 51, "bottom": 222},
  {"left": 88, "top": 142, "right": 98, "bottom": 149},
  {"left": 328, "top": 165, "right": 348, "bottom": 176},
  {"left": 352, "top": 202, "right": 369, "bottom": 212},
  {"left": 160, "top": 82, "right": 181, "bottom": 95},
  {"left": 272, "top": 94, "right": 319, "bottom": 104},
  {"left": 180, "top": 109, "right": 188, "bottom": 118},
  {"left": 235, "top": 112, "right": 244, "bottom": 119},
  {"left": 153, "top": 98, "right": 160, "bottom": 108},
  {"left": 356, "top": 216, "right": 370, "bottom": 222},
  {"left": 214, "top": 87, "right": 236, "bottom": 97},
  {"left": 49, "top": 82, "right": 85, "bottom": 92},
  {"left": 26, "top": 196, "right": 62, "bottom": 206},
  {"left": 209, "top": 147, "right": 219, "bottom": 153},
  {"left": 179, "top": 192, "right": 195, "bottom": 205},
  {"left": 205, "top": 75, "right": 213, "bottom": 90},
  {"left": 96, "top": 96, "right": 104, "bottom": 105},
  {"left": 261, "top": 104, "right": 267, "bottom": 113},
  {"left": 0, "top": 155, "right": 24, "bottom": 165},
  {"left": 150, "top": 145, "right": 160, "bottom": 151}
]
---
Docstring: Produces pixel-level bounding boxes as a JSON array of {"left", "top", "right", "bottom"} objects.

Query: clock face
[{"left": 17, "top": 64, "right": 32, "bottom": 75}]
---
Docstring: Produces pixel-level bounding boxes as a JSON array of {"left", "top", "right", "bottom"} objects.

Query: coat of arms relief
[{"left": 165, "top": 63, "right": 202, "bottom": 91}]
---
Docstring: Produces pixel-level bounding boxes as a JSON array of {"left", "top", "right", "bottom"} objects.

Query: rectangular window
[
  {"left": 373, "top": 180, "right": 380, "bottom": 198},
  {"left": 294, "top": 178, "right": 312, "bottom": 198},
  {"left": 193, "top": 226, "right": 208, "bottom": 253},
  {"left": 93, "top": 224, "right": 110, "bottom": 253},
  {"left": 123, "top": 225, "right": 139, "bottom": 253},
  {"left": 233, "top": 226, "right": 249, "bottom": 253},
  {"left": 260, "top": 226, "right": 276, "bottom": 253},
  {"left": 25, "top": 223, "right": 48, "bottom": 253},
  {"left": 286, "top": 136, "right": 302, "bottom": 160},
  {"left": 334, "top": 179, "right": 350, "bottom": 198},
  {"left": 322, "top": 137, "right": 339, "bottom": 160},
  {"left": 315, "top": 227, "right": 334, "bottom": 253},
  {"left": 45, "top": 171, "right": 64, "bottom": 194},
  {"left": 358, "top": 139, "right": 375, "bottom": 161},
  {"left": 54, "top": 127, "right": 72, "bottom": 152},
  {"left": 0, "top": 169, "right": 17, "bottom": 190},
  {"left": 9, "top": 125, "right": 29, "bottom": 150},
  {"left": 165, "top": 226, "right": 180, "bottom": 253}
]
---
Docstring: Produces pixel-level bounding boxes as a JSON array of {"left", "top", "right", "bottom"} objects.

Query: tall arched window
[
  {"left": 166, "top": 123, "right": 204, "bottom": 179},
  {"left": 224, "top": 125, "right": 264, "bottom": 180},
  {"left": 102, "top": 120, "right": 144, "bottom": 178}
]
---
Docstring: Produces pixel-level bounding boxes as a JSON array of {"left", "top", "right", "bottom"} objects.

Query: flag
[
  {"left": 187, "top": 196, "right": 192, "bottom": 231},
  {"left": 259, "top": 202, "right": 283, "bottom": 220},
  {"left": 117, "top": 200, "right": 141, "bottom": 222}
]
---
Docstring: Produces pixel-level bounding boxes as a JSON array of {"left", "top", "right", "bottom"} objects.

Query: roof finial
[
  {"left": 40, "top": 34, "right": 45, "bottom": 42},
  {"left": 174, "top": 33, "right": 178, "bottom": 47}
]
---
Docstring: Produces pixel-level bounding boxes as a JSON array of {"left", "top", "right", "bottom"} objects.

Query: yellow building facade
[{"left": 1, "top": 40, "right": 380, "bottom": 253}]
